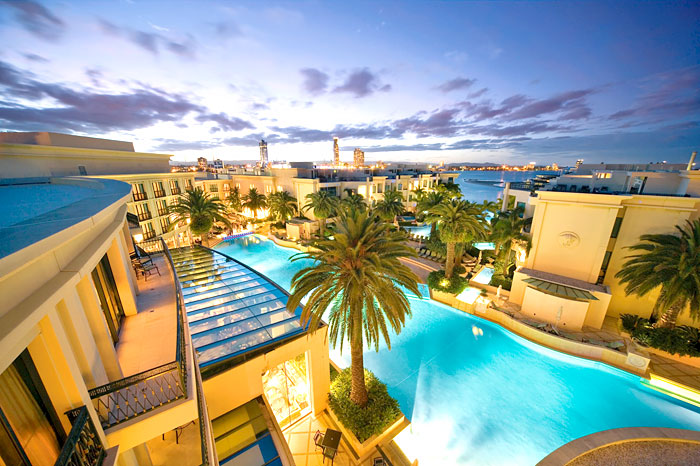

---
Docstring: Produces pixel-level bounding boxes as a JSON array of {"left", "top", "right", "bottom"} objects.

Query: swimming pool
[
  {"left": 472, "top": 266, "right": 494, "bottom": 285},
  {"left": 215, "top": 236, "right": 700, "bottom": 465},
  {"left": 404, "top": 224, "right": 431, "bottom": 237}
]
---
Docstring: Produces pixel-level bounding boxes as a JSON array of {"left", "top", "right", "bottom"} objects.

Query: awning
[{"left": 523, "top": 277, "right": 598, "bottom": 301}]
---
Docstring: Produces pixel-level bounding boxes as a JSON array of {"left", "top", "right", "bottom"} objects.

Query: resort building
[
  {"left": 506, "top": 159, "right": 700, "bottom": 330},
  {"left": 0, "top": 132, "right": 196, "bottom": 249},
  {"left": 0, "top": 145, "right": 330, "bottom": 466}
]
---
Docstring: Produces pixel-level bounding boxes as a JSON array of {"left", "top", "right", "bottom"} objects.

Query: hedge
[
  {"left": 619, "top": 314, "right": 700, "bottom": 357},
  {"left": 427, "top": 270, "right": 469, "bottom": 294},
  {"left": 489, "top": 274, "right": 512, "bottom": 291},
  {"left": 328, "top": 368, "right": 401, "bottom": 442}
]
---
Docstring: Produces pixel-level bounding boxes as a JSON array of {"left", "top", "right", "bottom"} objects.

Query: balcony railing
[
  {"left": 137, "top": 212, "right": 152, "bottom": 222},
  {"left": 88, "top": 238, "right": 187, "bottom": 429},
  {"left": 56, "top": 406, "right": 105, "bottom": 466},
  {"left": 157, "top": 208, "right": 169, "bottom": 216},
  {"left": 171, "top": 187, "right": 181, "bottom": 195},
  {"left": 154, "top": 190, "right": 166, "bottom": 198},
  {"left": 133, "top": 192, "right": 148, "bottom": 201}
]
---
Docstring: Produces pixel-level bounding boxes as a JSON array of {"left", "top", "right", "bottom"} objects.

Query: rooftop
[
  {"left": 0, "top": 131, "right": 135, "bottom": 152},
  {"left": 0, "top": 177, "right": 132, "bottom": 260}
]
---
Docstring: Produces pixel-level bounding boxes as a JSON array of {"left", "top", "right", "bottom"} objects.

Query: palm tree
[
  {"left": 437, "top": 180, "right": 462, "bottom": 199},
  {"left": 373, "top": 189, "right": 405, "bottom": 222},
  {"left": 616, "top": 220, "right": 700, "bottom": 328},
  {"left": 286, "top": 209, "right": 420, "bottom": 406},
  {"left": 242, "top": 187, "right": 267, "bottom": 220},
  {"left": 428, "top": 200, "right": 486, "bottom": 279},
  {"left": 489, "top": 206, "right": 531, "bottom": 276},
  {"left": 169, "top": 188, "right": 230, "bottom": 246},
  {"left": 416, "top": 191, "right": 445, "bottom": 238},
  {"left": 267, "top": 191, "right": 297, "bottom": 223},
  {"left": 303, "top": 191, "right": 339, "bottom": 238},
  {"left": 228, "top": 186, "right": 243, "bottom": 212},
  {"left": 342, "top": 191, "right": 367, "bottom": 213},
  {"left": 412, "top": 187, "right": 427, "bottom": 202}
]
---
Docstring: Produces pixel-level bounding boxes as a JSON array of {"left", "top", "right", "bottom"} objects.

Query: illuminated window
[
  {"left": 250, "top": 184, "right": 255, "bottom": 190},
  {"left": 266, "top": 185, "right": 272, "bottom": 193},
  {"left": 597, "top": 172, "right": 612, "bottom": 179}
]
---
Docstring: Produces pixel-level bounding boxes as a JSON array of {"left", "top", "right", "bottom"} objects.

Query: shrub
[
  {"left": 489, "top": 274, "right": 512, "bottom": 291},
  {"left": 328, "top": 368, "right": 401, "bottom": 442},
  {"left": 453, "top": 264, "right": 466, "bottom": 276},
  {"left": 427, "top": 270, "right": 469, "bottom": 294},
  {"left": 626, "top": 317, "right": 700, "bottom": 357}
]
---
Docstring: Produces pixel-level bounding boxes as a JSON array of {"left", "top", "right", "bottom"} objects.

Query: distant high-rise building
[
  {"left": 575, "top": 159, "right": 584, "bottom": 169},
  {"left": 333, "top": 137, "right": 340, "bottom": 165},
  {"left": 353, "top": 148, "right": 364, "bottom": 167},
  {"left": 259, "top": 139, "right": 268, "bottom": 167},
  {"left": 552, "top": 162, "right": 559, "bottom": 171},
  {"left": 197, "top": 157, "right": 207, "bottom": 170}
]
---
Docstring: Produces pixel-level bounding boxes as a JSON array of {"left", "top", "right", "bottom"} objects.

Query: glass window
[
  {"left": 398, "top": 183, "right": 403, "bottom": 191},
  {"left": 209, "top": 184, "right": 219, "bottom": 192},
  {"left": 0, "top": 351, "right": 63, "bottom": 466},
  {"left": 611, "top": 217, "right": 623, "bottom": 238},
  {"left": 92, "top": 254, "right": 126, "bottom": 343}
]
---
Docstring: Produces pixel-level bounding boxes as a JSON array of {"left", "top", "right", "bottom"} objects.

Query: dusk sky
[{"left": 1, "top": 0, "right": 698, "bottom": 164}]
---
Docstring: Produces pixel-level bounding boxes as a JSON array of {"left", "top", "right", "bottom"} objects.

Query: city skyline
[{"left": 0, "top": 0, "right": 698, "bottom": 164}]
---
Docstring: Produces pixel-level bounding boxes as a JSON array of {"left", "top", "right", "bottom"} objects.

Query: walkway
[{"left": 117, "top": 255, "right": 177, "bottom": 376}]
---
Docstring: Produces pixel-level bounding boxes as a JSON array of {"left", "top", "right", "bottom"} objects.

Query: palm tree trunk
[
  {"left": 445, "top": 242, "right": 456, "bottom": 279},
  {"left": 655, "top": 303, "right": 683, "bottom": 329},
  {"left": 318, "top": 218, "right": 325, "bottom": 239},
  {"left": 455, "top": 243, "right": 464, "bottom": 270},
  {"left": 430, "top": 222, "right": 437, "bottom": 239},
  {"left": 203, "top": 232, "right": 210, "bottom": 248},
  {"left": 349, "top": 335, "right": 368, "bottom": 407}
]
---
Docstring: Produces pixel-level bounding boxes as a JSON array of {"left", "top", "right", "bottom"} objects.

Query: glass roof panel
[{"left": 169, "top": 246, "right": 307, "bottom": 367}]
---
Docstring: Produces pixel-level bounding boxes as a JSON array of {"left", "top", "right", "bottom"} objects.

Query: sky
[{"left": 0, "top": 0, "right": 698, "bottom": 165}]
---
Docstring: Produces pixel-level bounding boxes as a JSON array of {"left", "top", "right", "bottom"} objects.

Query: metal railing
[
  {"left": 88, "top": 238, "right": 187, "bottom": 429},
  {"left": 157, "top": 208, "right": 169, "bottom": 216},
  {"left": 143, "top": 230, "right": 157, "bottom": 240},
  {"left": 137, "top": 212, "right": 152, "bottom": 221},
  {"left": 55, "top": 406, "right": 105, "bottom": 466},
  {"left": 133, "top": 192, "right": 148, "bottom": 201},
  {"left": 154, "top": 190, "right": 166, "bottom": 198},
  {"left": 171, "top": 187, "right": 181, "bottom": 195}
]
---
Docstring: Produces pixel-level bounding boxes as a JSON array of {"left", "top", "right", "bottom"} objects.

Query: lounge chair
[{"left": 135, "top": 260, "right": 160, "bottom": 281}]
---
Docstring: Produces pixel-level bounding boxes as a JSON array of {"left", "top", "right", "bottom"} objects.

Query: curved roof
[{"left": 0, "top": 177, "right": 132, "bottom": 260}]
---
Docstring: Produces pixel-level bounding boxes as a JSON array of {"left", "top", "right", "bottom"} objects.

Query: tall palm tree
[
  {"left": 286, "top": 209, "right": 420, "bottom": 406},
  {"left": 267, "top": 191, "right": 298, "bottom": 223},
  {"left": 373, "top": 189, "right": 404, "bottom": 222},
  {"left": 228, "top": 186, "right": 243, "bottom": 212},
  {"left": 437, "top": 181, "right": 462, "bottom": 199},
  {"left": 303, "top": 191, "right": 339, "bottom": 238},
  {"left": 412, "top": 187, "right": 427, "bottom": 202},
  {"left": 428, "top": 200, "right": 486, "bottom": 279},
  {"left": 169, "top": 188, "right": 230, "bottom": 246},
  {"left": 489, "top": 206, "right": 531, "bottom": 275},
  {"left": 616, "top": 220, "right": 700, "bottom": 328},
  {"left": 416, "top": 191, "right": 445, "bottom": 238},
  {"left": 242, "top": 187, "right": 267, "bottom": 220},
  {"left": 342, "top": 191, "right": 367, "bottom": 213}
]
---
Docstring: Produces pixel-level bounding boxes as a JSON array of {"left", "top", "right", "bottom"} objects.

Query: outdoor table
[{"left": 321, "top": 428, "right": 341, "bottom": 454}]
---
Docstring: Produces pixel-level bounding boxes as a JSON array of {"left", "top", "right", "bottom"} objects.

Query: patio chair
[
  {"left": 323, "top": 446, "right": 336, "bottom": 465},
  {"left": 135, "top": 260, "right": 160, "bottom": 281},
  {"left": 313, "top": 430, "right": 324, "bottom": 452}
]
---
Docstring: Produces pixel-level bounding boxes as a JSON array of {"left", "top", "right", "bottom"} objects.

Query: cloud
[
  {"left": 98, "top": 19, "right": 196, "bottom": 59},
  {"left": 300, "top": 68, "right": 329, "bottom": 95},
  {"left": 444, "top": 50, "right": 468, "bottom": 64},
  {"left": 196, "top": 112, "right": 255, "bottom": 132},
  {"left": 436, "top": 77, "right": 476, "bottom": 93},
  {"left": 213, "top": 20, "right": 242, "bottom": 37},
  {"left": 22, "top": 52, "right": 49, "bottom": 63},
  {"left": 152, "top": 139, "right": 222, "bottom": 151},
  {"left": 333, "top": 68, "right": 391, "bottom": 98},
  {"left": 0, "top": 60, "right": 252, "bottom": 133},
  {"left": 3, "top": 0, "right": 65, "bottom": 40},
  {"left": 503, "top": 90, "right": 593, "bottom": 121},
  {"left": 467, "top": 88, "right": 488, "bottom": 99}
]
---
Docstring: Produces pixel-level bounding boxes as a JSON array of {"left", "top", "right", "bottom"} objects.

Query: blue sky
[{"left": 0, "top": 0, "right": 698, "bottom": 164}]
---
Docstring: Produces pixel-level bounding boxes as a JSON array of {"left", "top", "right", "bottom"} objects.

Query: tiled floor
[
  {"left": 284, "top": 413, "right": 355, "bottom": 466},
  {"left": 147, "top": 418, "right": 203, "bottom": 466},
  {"left": 117, "top": 256, "right": 177, "bottom": 376}
]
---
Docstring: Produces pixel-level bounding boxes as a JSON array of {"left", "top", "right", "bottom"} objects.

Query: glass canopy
[{"left": 169, "top": 247, "right": 306, "bottom": 367}]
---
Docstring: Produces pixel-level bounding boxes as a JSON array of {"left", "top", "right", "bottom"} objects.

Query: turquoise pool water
[
  {"left": 472, "top": 266, "right": 495, "bottom": 285},
  {"left": 405, "top": 224, "right": 431, "bottom": 237},
  {"left": 215, "top": 236, "right": 700, "bottom": 465}
]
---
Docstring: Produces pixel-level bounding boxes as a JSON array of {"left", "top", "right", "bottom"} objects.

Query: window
[
  {"left": 596, "top": 172, "right": 612, "bottom": 179},
  {"left": 377, "top": 184, "right": 383, "bottom": 193},
  {"left": 209, "top": 184, "right": 219, "bottom": 193},
  {"left": 157, "top": 200, "right": 168, "bottom": 216},
  {"left": 92, "top": 254, "right": 126, "bottom": 343},
  {"left": 185, "top": 179, "right": 193, "bottom": 190},
  {"left": 265, "top": 185, "right": 272, "bottom": 194},
  {"left": 0, "top": 350, "right": 64, "bottom": 466},
  {"left": 169, "top": 180, "right": 180, "bottom": 194},
  {"left": 398, "top": 183, "right": 403, "bottom": 191},
  {"left": 223, "top": 183, "right": 230, "bottom": 191},
  {"left": 611, "top": 217, "right": 623, "bottom": 238},
  {"left": 135, "top": 203, "right": 151, "bottom": 221},
  {"left": 132, "top": 183, "right": 147, "bottom": 201},
  {"left": 597, "top": 251, "right": 612, "bottom": 284},
  {"left": 160, "top": 217, "right": 170, "bottom": 232},
  {"left": 152, "top": 181, "right": 165, "bottom": 198},
  {"left": 142, "top": 222, "right": 156, "bottom": 240},
  {"left": 78, "top": 165, "right": 87, "bottom": 175},
  {"left": 236, "top": 183, "right": 241, "bottom": 189},
  {"left": 422, "top": 180, "right": 427, "bottom": 187},
  {"left": 277, "top": 185, "right": 283, "bottom": 192},
  {"left": 250, "top": 184, "right": 255, "bottom": 190}
]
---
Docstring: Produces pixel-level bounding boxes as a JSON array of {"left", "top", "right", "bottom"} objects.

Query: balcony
[
  {"left": 56, "top": 406, "right": 113, "bottom": 466},
  {"left": 133, "top": 192, "right": 148, "bottom": 201},
  {"left": 154, "top": 190, "right": 166, "bottom": 198},
  {"left": 157, "top": 208, "right": 169, "bottom": 217},
  {"left": 138, "top": 212, "right": 152, "bottom": 222},
  {"left": 142, "top": 230, "right": 156, "bottom": 240},
  {"left": 171, "top": 187, "right": 181, "bottom": 195}
]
